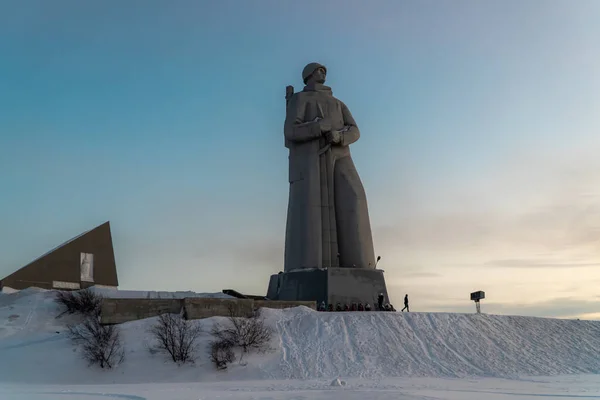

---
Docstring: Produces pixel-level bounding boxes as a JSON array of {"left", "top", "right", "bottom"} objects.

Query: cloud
[
  {"left": 372, "top": 149, "right": 600, "bottom": 263},
  {"left": 576, "top": 313, "right": 600, "bottom": 320},
  {"left": 425, "top": 297, "right": 600, "bottom": 320},
  {"left": 225, "top": 239, "right": 283, "bottom": 272},
  {"left": 483, "top": 259, "right": 599, "bottom": 269},
  {"left": 373, "top": 201, "right": 600, "bottom": 256},
  {"left": 386, "top": 282, "right": 466, "bottom": 305},
  {"left": 370, "top": 152, "right": 600, "bottom": 312},
  {"left": 403, "top": 272, "right": 442, "bottom": 278}
]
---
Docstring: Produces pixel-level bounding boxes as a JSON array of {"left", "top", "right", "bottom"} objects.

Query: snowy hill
[{"left": 0, "top": 288, "right": 598, "bottom": 386}]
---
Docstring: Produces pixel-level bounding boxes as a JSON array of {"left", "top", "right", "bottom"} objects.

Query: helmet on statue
[{"left": 302, "top": 62, "right": 327, "bottom": 84}]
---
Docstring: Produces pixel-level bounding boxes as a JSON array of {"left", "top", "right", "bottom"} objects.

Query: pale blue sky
[{"left": 1, "top": 0, "right": 600, "bottom": 319}]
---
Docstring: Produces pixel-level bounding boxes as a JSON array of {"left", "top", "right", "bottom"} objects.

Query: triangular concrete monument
[{"left": 0, "top": 221, "right": 119, "bottom": 291}]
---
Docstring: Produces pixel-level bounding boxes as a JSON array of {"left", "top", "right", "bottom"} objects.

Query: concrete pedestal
[{"left": 266, "top": 268, "right": 389, "bottom": 307}]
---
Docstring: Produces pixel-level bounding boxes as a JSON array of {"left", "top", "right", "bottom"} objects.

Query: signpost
[{"left": 470, "top": 290, "right": 485, "bottom": 314}]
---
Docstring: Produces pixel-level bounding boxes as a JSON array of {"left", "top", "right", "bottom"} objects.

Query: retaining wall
[
  {"left": 100, "top": 297, "right": 316, "bottom": 324},
  {"left": 100, "top": 298, "right": 183, "bottom": 324},
  {"left": 184, "top": 298, "right": 255, "bottom": 319}
]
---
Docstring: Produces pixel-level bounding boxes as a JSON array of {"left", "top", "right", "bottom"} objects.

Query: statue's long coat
[{"left": 283, "top": 83, "right": 376, "bottom": 272}]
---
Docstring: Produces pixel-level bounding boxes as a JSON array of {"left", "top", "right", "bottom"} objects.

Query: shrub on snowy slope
[
  {"left": 210, "top": 306, "right": 273, "bottom": 368},
  {"left": 68, "top": 315, "right": 125, "bottom": 369},
  {"left": 54, "top": 289, "right": 125, "bottom": 369},
  {"left": 55, "top": 289, "right": 102, "bottom": 317},
  {"left": 209, "top": 338, "right": 236, "bottom": 369},
  {"left": 148, "top": 312, "right": 203, "bottom": 364}
]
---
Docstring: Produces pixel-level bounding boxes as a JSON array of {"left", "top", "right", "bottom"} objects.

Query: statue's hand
[{"left": 325, "top": 130, "right": 342, "bottom": 144}]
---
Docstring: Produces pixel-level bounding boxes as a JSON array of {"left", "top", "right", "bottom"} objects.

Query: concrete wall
[
  {"left": 327, "top": 268, "right": 389, "bottom": 307},
  {"left": 100, "top": 297, "right": 315, "bottom": 325},
  {"left": 266, "top": 267, "right": 389, "bottom": 308},
  {"left": 266, "top": 274, "right": 281, "bottom": 299},
  {"left": 184, "top": 298, "right": 255, "bottom": 319},
  {"left": 101, "top": 298, "right": 183, "bottom": 324},
  {"left": 275, "top": 269, "right": 328, "bottom": 305}
]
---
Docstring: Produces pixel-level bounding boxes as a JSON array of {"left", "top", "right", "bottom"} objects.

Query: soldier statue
[{"left": 283, "top": 63, "right": 376, "bottom": 272}]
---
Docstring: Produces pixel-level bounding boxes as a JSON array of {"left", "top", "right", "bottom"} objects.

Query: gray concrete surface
[
  {"left": 183, "top": 297, "right": 255, "bottom": 319},
  {"left": 100, "top": 297, "right": 315, "bottom": 324},
  {"left": 266, "top": 274, "right": 281, "bottom": 300},
  {"left": 267, "top": 267, "right": 389, "bottom": 307},
  {"left": 100, "top": 298, "right": 183, "bottom": 324},
  {"left": 327, "top": 268, "right": 389, "bottom": 307},
  {"left": 271, "top": 269, "right": 328, "bottom": 304}
]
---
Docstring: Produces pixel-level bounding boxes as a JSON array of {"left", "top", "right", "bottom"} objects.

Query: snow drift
[{"left": 0, "top": 288, "right": 598, "bottom": 385}]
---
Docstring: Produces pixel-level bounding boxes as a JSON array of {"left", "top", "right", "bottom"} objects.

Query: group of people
[
  {"left": 317, "top": 301, "right": 394, "bottom": 312},
  {"left": 316, "top": 293, "right": 410, "bottom": 313}
]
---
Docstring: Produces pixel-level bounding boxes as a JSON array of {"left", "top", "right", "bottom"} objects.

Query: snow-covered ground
[
  {"left": 2, "top": 375, "right": 600, "bottom": 399},
  {"left": 0, "top": 288, "right": 599, "bottom": 399}
]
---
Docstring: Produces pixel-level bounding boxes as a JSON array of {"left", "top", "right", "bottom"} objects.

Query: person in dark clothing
[
  {"left": 401, "top": 294, "right": 409, "bottom": 312},
  {"left": 377, "top": 293, "right": 384, "bottom": 310}
]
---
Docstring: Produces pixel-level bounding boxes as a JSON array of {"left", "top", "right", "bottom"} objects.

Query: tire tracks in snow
[
  {"left": 22, "top": 294, "right": 39, "bottom": 330},
  {"left": 339, "top": 313, "right": 358, "bottom": 375},
  {"left": 247, "top": 308, "right": 600, "bottom": 380},
  {"left": 0, "top": 334, "right": 65, "bottom": 350},
  {"left": 41, "top": 392, "right": 146, "bottom": 400},
  {"left": 426, "top": 313, "right": 485, "bottom": 376},
  {"left": 275, "top": 317, "right": 294, "bottom": 379},
  {"left": 402, "top": 313, "right": 455, "bottom": 377}
]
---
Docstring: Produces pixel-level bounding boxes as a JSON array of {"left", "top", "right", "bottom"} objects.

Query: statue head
[{"left": 302, "top": 62, "right": 327, "bottom": 84}]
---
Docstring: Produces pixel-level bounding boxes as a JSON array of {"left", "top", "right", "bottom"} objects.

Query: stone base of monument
[{"left": 266, "top": 268, "right": 390, "bottom": 307}]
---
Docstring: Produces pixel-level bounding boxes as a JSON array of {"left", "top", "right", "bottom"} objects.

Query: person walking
[
  {"left": 401, "top": 294, "right": 409, "bottom": 312},
  {"left": 377, "top": 293, "right": 384, "bottom": 311}
]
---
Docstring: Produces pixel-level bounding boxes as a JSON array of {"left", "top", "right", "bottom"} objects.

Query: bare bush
[
  {"left": 149, "top": 312, "right": 203, "bottom": 364},
  {"left": 55, "top": 289, "right": 102, "bottom": 317},
  {"left": 210, "top": 306, "right": 273, "bottom": 366},
  {"left": 68, "top": 316, "right": 124, "bottom": 369},
  {"left": 209, "top": 339, "right": 236, "bottom": 369}
]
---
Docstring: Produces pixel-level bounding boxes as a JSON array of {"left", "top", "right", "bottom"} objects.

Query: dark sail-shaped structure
[{"left": 0, "top": 221, "right": 119, "bottom": 291}]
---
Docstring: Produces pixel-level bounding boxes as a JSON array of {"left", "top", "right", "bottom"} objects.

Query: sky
[{"left": 1, "top": 0, "right": 599, "bottom": 320}]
